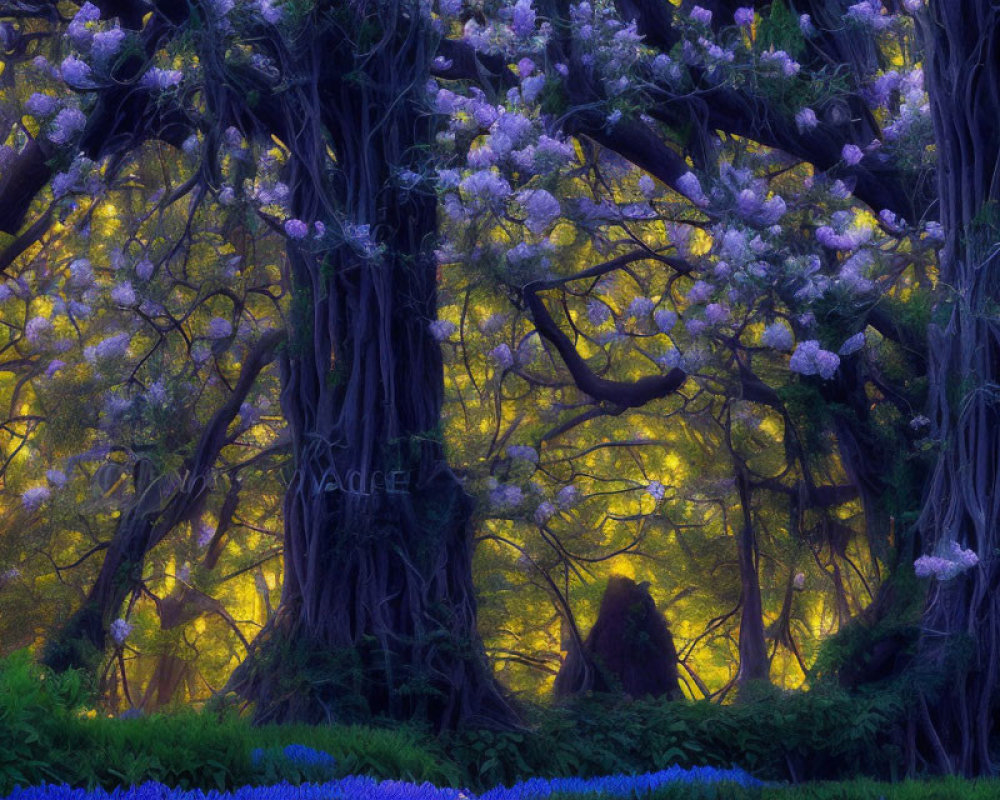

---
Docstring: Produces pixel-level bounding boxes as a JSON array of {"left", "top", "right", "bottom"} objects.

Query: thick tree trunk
[
  {"left": 225, "top": 3, "right": 516, "bottom": 730},
  {"left": 910, "top": 0, "right": 1000, "bottom": 775}
]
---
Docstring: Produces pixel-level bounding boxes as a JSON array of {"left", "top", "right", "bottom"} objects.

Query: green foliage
[
  {"left": 0, "top": 650, "right": 93, "bottom": 792},
  {"left": 444, "top": 691, "right": 908, "bottom": 791},
  {"left": 0, "top": 651, "right": 452, "bottom": 795},
  {"left": 809, "top": 570, "right": 925, "bottom": 697}
]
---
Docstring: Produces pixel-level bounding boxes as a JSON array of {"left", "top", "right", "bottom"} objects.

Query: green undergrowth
[
  {"left": 1, "top": 649, "right": 986, "bottom": 798},
  {"left": 444, "top": 685, "right": 907, "bottom": 789},
  {"left": 0, "top": 650, "right": 452, "bottom": 794}
]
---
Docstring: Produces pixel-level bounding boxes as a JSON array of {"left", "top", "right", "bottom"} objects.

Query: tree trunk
[
  {"left": 911, "top": 0, "right": 1000, "bottom": 775},
  {"left": 735, "top": 468, "right": 769, "bottom": 686},
  {"left": 225, "top": 3, "right": 516, "bottom": 731}
]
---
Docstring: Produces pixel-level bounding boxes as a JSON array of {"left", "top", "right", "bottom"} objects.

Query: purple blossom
[
  {"left": 556, "top": 484, "right": 580, "bottom": 509},
  {"left": 685, "top": 318, "right": 708, "bottom": 337},
  {"left": 519, "top": 189, "right": 561, "bottom": 233},
  {"left": 507, "top": 445, "right": 539, "bottom": 463},
  {"left": 25, "top": 316, "right": 52, "bottom": 345},
  {"left": 587, "top": 301, "right": 611, "bottom": 326},
  {"left": 534, "top": 500, "right": 556, "bottom": 525},
  {"left": 815, "top": 350, "right": 840, "bottom": 380},
  {"left": 521, "top": 75, "right": 546, "bottom": 103},
  {"left": 627, "top": 296, "right": 655, "bottom": 318},
  {"left": 761, "top": 321, "right": 794, "bottom": 351},
  {"left": 111, "top": 281, "right": 136, "bottom": 306},
  {"left": 799, "top": 13, "right": 815, "bottom": 35},
  {"left": 676, "top": 171, "right": 709, "bottom": 207},
  {"left": 48, "top": 107, "right": 87, "bottom": 145},
  {"left": 47, "top": 469, "right": 68, "bottom": 487},
  {"left": 686, "top": 280, "right": 713, "bottom": 305},
  {"left": 847, "top": 0, "right": 892, "bottom": 30},
  {"left": 92, "top": 28, "right": 126, "bottom": 63},
  {"left": 689, "top": 5, "right": 712, "bottom": 24},
  {"left": 795, "top": 107, "right": 818, "bottom": 131},
  {"left": 914, "top": 542, "right": 979, "bottom": 580},
  {"left": 110, "top": 618, "right": 133, "bottom": 645},
  {"left": 45, "top": 360, "right": 67, "bottom": 378},
  {"left": 26, "top": 93, "right": 58, "bottom": 117},
  {"left": 759, "top": 195, "right": 786, "bottom": 225},
  {"left": 816, "top": 225, "right": 866, "bottom": 251},
  {"left": 88, "top": 333, "right": 130, "bottom": 363},
  {"left": 736, "top": 189, "right": 759, "bottom": 218},
  {"left": 734, "top": 7, "right": 754, "bottom": 26},
  {"left": 639, "top": 175, "right": 656, "bottom": 199},
  {"left": 479, "top": 313, "right": 507, "bottom": 334},
  {"left": 135, "top": 258, "right": 155, "bottom": 281},
  {"left": 533, "top": 135, "right": 574, "bottom": 170},
  {"left": 67, "top": 2, "right": 100, "bottom": 48},
  {"left": 61, "top": 56, "right": 94, "bottom": 88},
  {"left": 924, "top": 221, "right": 945, "bottom": 241},
  {"left": 789, "top": 340, "right": 840, "bottom": 379},
  {"left": 823, "top": 181, "right": 849, "bottom": 202},
  {"left": 207, "top": 317, "right": 233, "bottom": 340},
  {"left": 841, "top": 144, "right": 864, "bottom": 166},
  {"left": 705, "top": 303, "right": 729, "bottom": 325},
  {"left": 876, "top": 209, "right": 903, "bottom": 235},
  {"left": 460, "top": 170, "right": 512, "bottom": 205},
  {"left": 654, "top": 309, "right": 678, "bottom": 333},
  {"left": 257, "top": 0, "right": 282, "bottom": 23},
  {"left": 489, "top": 343, "right": 514, "bottom": 369},
  {"left": 22, "top": 486, "right": 51, "bottom": 511},
  {"left": 510, "top": 0, "right": 536, "bottom": 36},
  {"left": 490, "top": 483, "right": 523, "bottom": 510},
  {"left": 429, "top": 319, "right": 457, "bottom": 341},
  {"left": 284, "top": 218, "right": 309, "bottom": 239},
  {"left": 646, "top": 480, "right": 666, "bottom": 500},
  {"left": 760, "top": 49, "right": 800, "bottom": 77},
  {"left": 196, "top": 521, "right": 214, "bottom": 548},
  {"left": 140, "top": 68, "right": 183, "bottom": 90},
  {"left": 657, "top": 347, "right": 682, "bottom": 369}
]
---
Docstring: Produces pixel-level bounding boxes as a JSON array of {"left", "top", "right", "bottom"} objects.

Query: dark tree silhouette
[{"left": 554, "top": 575, "right": 682, "bottom": 700}]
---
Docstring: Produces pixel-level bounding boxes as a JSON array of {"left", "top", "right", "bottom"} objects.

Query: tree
[
  {"left": 0, "top": 0, "right": 516, "bottom": 729},
  {"left": 910, "top": 0, "right": 1000, "bottom": 774}
]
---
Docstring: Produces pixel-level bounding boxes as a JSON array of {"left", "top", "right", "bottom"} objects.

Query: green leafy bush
[
  {"left": 444, "top": 688, "right": 906, "bottom": 790},
  {"left": 0, "top": 651, "right": 452, "bottom": 795}
]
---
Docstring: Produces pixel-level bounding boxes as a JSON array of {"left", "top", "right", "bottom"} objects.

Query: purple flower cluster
[
  {"left": 109, "top": 618, "right": 133, "bottom": 645},
  {"left": 4, "top": 764, "right": 761, "bottom": 800},
  {"left": 507, "top": 445, "right": 539, "bottom": 464},
  {"left": 21, "top": 486, "right": 51, "bottom": 512},
  {"left": 914, "top": 541, "right": 979, "bottom": 581},
  {"left": 140, "top": 68, "right": 183, "bottom": 90},
  {"left": 490, "top": 483, "right": 523, "bottom": 510},
  {"left": 789, "top": 340, "right": 840, "bottom": 380},
  {"left": 490, "top": 343, "right": 514, "bottom": 369},
  {"left": 759, "top": 50, "right": 800, "bottom": 77}
]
